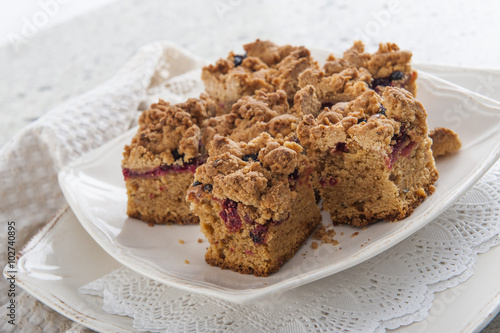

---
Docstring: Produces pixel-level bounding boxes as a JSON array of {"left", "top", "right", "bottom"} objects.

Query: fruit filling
[{"left": 122, "top": 158, "right": 203, "bottom": 180}]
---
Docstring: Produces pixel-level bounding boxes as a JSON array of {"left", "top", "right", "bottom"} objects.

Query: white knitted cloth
[{"left": 0, "top": 41, "right": 205, "bottom": 333}]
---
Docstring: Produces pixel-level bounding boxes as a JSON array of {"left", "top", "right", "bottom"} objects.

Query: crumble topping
[
  {"left": 324, "top": 41, "right": 413, "bottom": 79},
  {"left": 202, "top": 90, "right": 300, "bottom": 148},
  {"left": 201, "top": 39, "right": 319, "bottom": 111},
  {"left": 187, "top": 133, "right": 306, "bottom": 222},
  {"left": 430, "top": 127, "right": 462, "bottom": 157},
  {"left": 298, "top": 67, "right": 372, "bottom": 105},
  {"left": 297, "top": 88, "right": 428, "bottom": 155},
  {"left": 123, "top": 97, "right": 216, "bottom": 169}
]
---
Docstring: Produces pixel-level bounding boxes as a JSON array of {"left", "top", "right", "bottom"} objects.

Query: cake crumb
[
  {"left": 428, "top": 185, "right": 436, "bottom": 195},
  {"left": 178, "top": 239, "right": 185, "bottom": 244},
  {"left": 351, "top": 232, "right": 359, "bottom": 238},
  {"left": 430, "top": 127, "right": 461, "bottom": 157},
  {"left": 341, "top": 232, "right": 344, "bottom": 236},
  {"left": 184, "top": 259, "right": 190, "bottom": 264},
  {"left": 416, "top": 188, "right": 427, "bottom": 197},
  {"left": 311, "top": 241, "right": 319, "bottom": 249},
  {"left": 197, "top": 238, "right": 203, "bottom": 243},
  {"left": 313, "top": 225, "right": 339, "bottom": 246}
]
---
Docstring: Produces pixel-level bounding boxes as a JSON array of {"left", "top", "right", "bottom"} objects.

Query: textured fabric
[{"left": 0, "top": 41, "right": 205, "bottom": 333}]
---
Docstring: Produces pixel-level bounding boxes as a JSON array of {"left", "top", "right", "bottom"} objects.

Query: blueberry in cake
[
  {"left": 122, "top": 96, "right": 216, "bottom": 224},
  {"left": 186, "top": 133, "right": 321, "bottom": 276},
  {"left": 202, "top": 39, "right": 318, "bottom": 112},
  {"left": 297, "top": 88, "right": 438, "bottom": 227}
]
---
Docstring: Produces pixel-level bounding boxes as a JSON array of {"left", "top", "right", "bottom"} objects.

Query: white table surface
[{"left": 2, "top": 0, "right": 500, "bottom": 331}]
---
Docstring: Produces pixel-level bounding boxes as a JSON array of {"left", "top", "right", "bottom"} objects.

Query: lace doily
[{"left": 79, "top": 160, "right": 500, "bottom": 332}]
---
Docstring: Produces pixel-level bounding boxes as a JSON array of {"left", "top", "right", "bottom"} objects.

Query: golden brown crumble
[
  {"left": 123, "top": 96, "right": 216, "bottom": 169},
  {"left": 188, "top": 133, "right": 306, "bottom": 222},
  {"left": 313, "top": 225, "right": 339, "bottom": 246},
  {"left": 430, "top": 127, "right": 462, "bottom": 158},
  {"left": 201, "top": 39, "right": 318, "bottom": 111},
  {"left": 202, "top": 90, "right": 301, "bottom": 149}
]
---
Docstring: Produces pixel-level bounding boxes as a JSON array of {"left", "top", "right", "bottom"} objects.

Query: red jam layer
[
  {"left": 122, "top": 159, "right": 203, "bottom": 180},
  {"left": 216, "top": 197, "right": 293, "bottom": 245},
  {"left": 386, "top": 126, "right": 416, "bottom": 169},
  {"left": 218, "top": 199, "right": 242, "bottom": 233}
]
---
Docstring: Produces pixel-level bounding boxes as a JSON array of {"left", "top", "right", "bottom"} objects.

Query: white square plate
[{"left": 58, "top": 60, "right": 500, "bottom": 304}]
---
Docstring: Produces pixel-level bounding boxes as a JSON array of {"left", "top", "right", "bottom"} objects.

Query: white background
[{"left": 1, "top": 0, "right": 117, "bottom": 47}]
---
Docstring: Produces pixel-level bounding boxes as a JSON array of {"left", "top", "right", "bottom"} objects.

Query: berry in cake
[
  {"left": 122, "top": 96, "right": 216, "bottom": 224},
  {"left": 201, "top": 39, "right": 318, "bottom": 112},
  {"left": 297, "top": 88, "right": 438, "bottom": 227},
  {"left": 186, "top": 133, "right": 321, "bottom": 276}
]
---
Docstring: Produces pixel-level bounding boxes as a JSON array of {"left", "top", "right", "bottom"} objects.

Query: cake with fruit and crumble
[
  {"left": 186, "top": 133, "right": 321, "bottom": 276},
  {"left": 322, "top": 41, "right": 417, "bottom": 96},
  {"left": 298, "top": 41, "right": 418, "bottom": 109},
  {"left": 122, "top": 95, "right": 217, "bottom": 224},
  {"left": 297, "top": 87, "right": 438, "bottom": 227},
  {"left": 202, "top": 39, "right": 318, "bottom": 112}
]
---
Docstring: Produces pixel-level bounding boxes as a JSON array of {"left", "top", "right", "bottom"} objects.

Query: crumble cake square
[
  {"left": 186, "top": 133, "right": 321, "bottom": 276},
  {"left": 122, "top": 96, "right": 216, "bottom": 224},
  {"left": 297, "top": 88, "right": 438, "bottom": 227},
  {"left": 201, "top": 39, "right": 318, "bottom": 112},
  {"left": 298, "top": 41, "right": 418, "bottom": 108}
]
